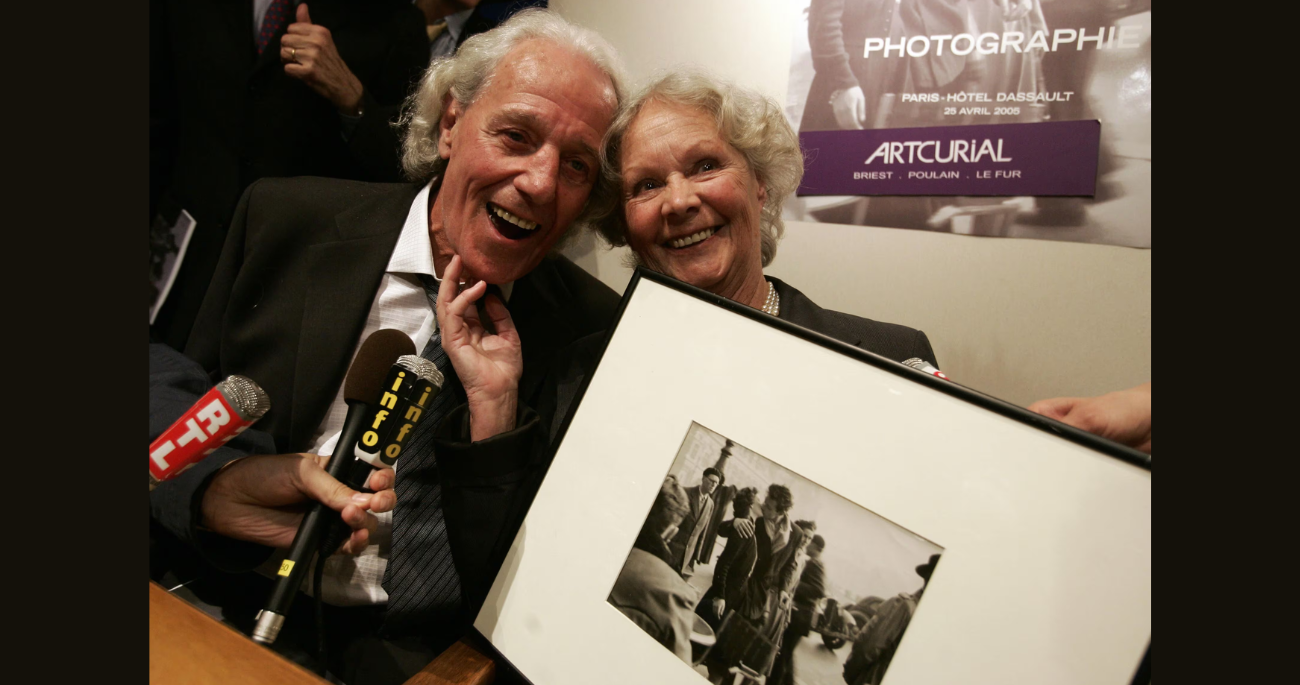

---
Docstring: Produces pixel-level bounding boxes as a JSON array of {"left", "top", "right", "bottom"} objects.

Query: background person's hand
[
  {"left": 1028, "top": 382, "right": 1151, "bottom": 454},
  {"left": 712, "top": 598, "right": 726, "bottom": 619},
  {"left": 200, "top": 453, "right": 396, "bottom": 554},
  {"left": 830, "top": 86, "right": 867, "bottom": 130},
  {"left": 280, "top": 4, "right": 365, "bottom": 114},
  {"left": 437, "top": 255, "right": 523, "bottom": 441}
]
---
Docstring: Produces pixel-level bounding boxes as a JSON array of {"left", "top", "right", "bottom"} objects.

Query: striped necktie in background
[{"left": 381, "top": 274, "right": 466, "bottom": 633}]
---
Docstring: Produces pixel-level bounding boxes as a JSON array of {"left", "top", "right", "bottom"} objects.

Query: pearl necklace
[{"left": 761, "top": 280, "right": 780, "bottom": 316}]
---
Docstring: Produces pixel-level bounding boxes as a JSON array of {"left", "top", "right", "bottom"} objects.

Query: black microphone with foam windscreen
[
  {"left": 315, "top": 354, "right": 446, "bottom": 559},
  {"left": 252, "top": 329, "right": 415, "bottom": 644}
]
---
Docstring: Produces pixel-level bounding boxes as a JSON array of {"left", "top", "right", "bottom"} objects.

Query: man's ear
[
  {"left": 756, "top": 182, "right": 769, "bottom": 210},
  {"left": 437, "top": 96, "right": 462, "bottom": 159}
]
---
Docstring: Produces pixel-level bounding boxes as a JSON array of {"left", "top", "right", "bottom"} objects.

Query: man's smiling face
[{"left": 429, "top": 38, "right": 617, "bottom": 284}]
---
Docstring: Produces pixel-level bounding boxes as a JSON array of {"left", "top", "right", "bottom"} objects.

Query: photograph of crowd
[{"left": 607, "top": 423, "right": 943, "bottom": 685}]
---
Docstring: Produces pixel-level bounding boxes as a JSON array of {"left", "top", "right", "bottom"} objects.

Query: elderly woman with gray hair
[{"left": 596, "top": 70, "right": 935, "bottom": 358}]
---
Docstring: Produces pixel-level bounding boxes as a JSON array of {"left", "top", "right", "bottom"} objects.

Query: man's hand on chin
[
  {"left": 200, "top": 453, "right": 396, "bottom": 555},
  {"left": 436, "top": 255, "right": 523, "bottom": 442}
]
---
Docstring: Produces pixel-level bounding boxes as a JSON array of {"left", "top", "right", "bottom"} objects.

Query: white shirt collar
[
  {"left": 391, "top": 177, "right": 513, "bottom": 301},
  {"left": 388, "top": 179, "right": 438, "bottom": 277}
]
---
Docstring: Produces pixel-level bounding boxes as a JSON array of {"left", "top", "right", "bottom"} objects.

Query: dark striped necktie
[{"left": 381, "top": 274, "right": 465, "bottom": 634}]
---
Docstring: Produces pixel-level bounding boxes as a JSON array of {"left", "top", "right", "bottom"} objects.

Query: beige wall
[{"left": 553, "top": 0, "right": 1151, "bottom": 407}]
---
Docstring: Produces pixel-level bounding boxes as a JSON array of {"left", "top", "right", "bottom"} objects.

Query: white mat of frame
[{"left": 474, "top": 277, "right": 1150, "bottom": 685}]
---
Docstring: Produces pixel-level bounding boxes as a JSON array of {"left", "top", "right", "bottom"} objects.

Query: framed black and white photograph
[
  {"left": 474, "top": 269, "right": 1150, "bottom": 685},
  {"left": 609, "top": 421, "right": 943, "bottom": 684}
]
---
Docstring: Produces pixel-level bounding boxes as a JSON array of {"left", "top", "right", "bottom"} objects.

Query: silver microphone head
[
  {"left": 395, "top": 355, "right": 445, "bottom": 389},
  {"left": 215, "top": 375, "right": 270, "bottom": 421}
]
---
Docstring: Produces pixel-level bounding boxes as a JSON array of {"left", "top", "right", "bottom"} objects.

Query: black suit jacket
[
  {"left": 151, "top": 176, "right": 620, "bottom": 613},
  {"left": 769, "top": 276, "right": 938, "bottom": 367},
  {"left": 150, "top": 0, "right": 430, "bottom": 351}
]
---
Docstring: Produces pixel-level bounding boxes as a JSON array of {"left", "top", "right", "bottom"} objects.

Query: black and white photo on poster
[
  {"left": 607, "top": 422, "right": 942, "bottom": 685},
  {"left": 784, "top": 0, "right": 1151, "bottom": 247}
]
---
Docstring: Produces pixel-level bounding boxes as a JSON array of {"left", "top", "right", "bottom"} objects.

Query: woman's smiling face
[{"left": 619, "top": 99, "right": 767, "bottom": 299}]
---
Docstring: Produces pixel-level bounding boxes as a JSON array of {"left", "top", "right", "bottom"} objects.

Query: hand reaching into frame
[
  {"left": 279, "top": 4, "right": 365, "bottom": 115},
  {"left": 436, "top": 255, "right": 523, "bottom": 441},
  {"left": 1028, "top": 382, "right": 1151, "bottom": 454}
]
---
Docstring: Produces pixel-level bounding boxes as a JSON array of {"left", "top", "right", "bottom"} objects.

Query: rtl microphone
[
  {"left": 149, "top": 375, "right": 270, "bottom": 490},
  {"left": 252, "top": 329, "right": 415, "bottom": 644}
]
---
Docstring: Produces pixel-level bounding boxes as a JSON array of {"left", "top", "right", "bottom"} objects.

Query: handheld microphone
[
  {"left": 252, "top": 329, "right": 415, "bottom": 644},
  {"left": 901, "top": 357, "right": 949, "bottom": 380},
  {"left": 149, "top": 375, "right": 270, "bottom": 490},
  {"left": 319, "top": 355, "right": 445, "bottom": 558},
  {"left": 355, "top": 355, "right": 444, "bottom": 470}
]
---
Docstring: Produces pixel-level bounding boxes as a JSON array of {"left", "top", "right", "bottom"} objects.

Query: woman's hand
[{"left": 436, "top": 255, "right": 523, "bottom": 441}]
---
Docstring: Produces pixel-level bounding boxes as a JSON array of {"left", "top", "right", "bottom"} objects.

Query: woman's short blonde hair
[
  {"left": 398, "top": 9, "right": 627, "bottom": 234},
  {"left": 599, "top": 70, "right": 804, "bottom": 267}
]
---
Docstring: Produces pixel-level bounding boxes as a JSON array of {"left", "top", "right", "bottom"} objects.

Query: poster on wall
[{"left": 784, "top": 0, "right": 1151, "bottom": 247}]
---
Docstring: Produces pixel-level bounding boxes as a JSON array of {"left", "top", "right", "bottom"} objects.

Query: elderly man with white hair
[{"left": 149, "top": 10, "right": 625, "bottom": 682}]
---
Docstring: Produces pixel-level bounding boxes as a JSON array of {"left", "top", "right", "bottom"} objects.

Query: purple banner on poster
[{"left": 798, "top": 120, "right": 1100, "bottom": 197}]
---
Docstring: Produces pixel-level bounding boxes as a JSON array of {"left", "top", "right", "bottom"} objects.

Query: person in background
[
  {"left": 706, "top": 484, "right": 806, "bottom": 681},
  {"left": 667, "top": 467, "right": 721, "bottom": 577},
  {"left": 418, "top": 0, "right": 482, "bottom": 59},
  {"left": 417, "top": 1, "right": 548, "bottom": 61},
  {"left": 696, "top": 486, "right": 759, "bottom": 630},
  {"left": 844, "top": 553, "right": 938, "bottom": 685},
  {"left": 608, "top": 479, "right": 701, "bottom": 664},
  {"left": 770, "top": 533, "right": 827, "bottom": 685},
  {"left": 150, "top": 0, "right": 430, "bottom": 350},
  {"left": 1029, "top": 382, "right": 1151, "bottom": 454}
]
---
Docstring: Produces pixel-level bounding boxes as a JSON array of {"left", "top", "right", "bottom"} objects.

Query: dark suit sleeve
[
  {"left": 148, "top": 343, "right": 277, "bottom": 572},
  {"left": 713, "top": 520, "right": 739, "bottom": 590},
  {"left": 795, "top": 560, "right": 826, "bottom": 603},
  {"left": 913, "top": 329, "right": 939, "bottom": 370},
  {"left": 432, "top": 403, "right": 549, "bottom": 609},
  {"left": 342, "top": 6, "right": 429, "bottom": 182},
  {"left": 185, "top": 179, "right": 260, "bottom": 377}
]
